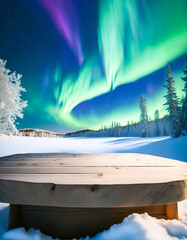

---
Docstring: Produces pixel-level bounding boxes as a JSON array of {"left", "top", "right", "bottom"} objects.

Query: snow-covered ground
[
  {"left": 0, "top": 135, "right": 187, "bottom": 162},
  {"left": 0, "top": 135, "right": 187, "bottom": 240}
]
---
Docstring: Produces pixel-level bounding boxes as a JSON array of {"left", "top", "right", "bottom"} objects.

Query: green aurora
[
  {"left": 1, "top": 0, "right": 187, "bottom": 131},
  {"left": 47, "top": 0, "right": 187, "bottom": 129}
]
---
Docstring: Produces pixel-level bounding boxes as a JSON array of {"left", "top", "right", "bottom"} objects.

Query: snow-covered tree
[
  {"left": 154, "top": 109, "right": 160, "bottom": 136},
  {"left": 154, "top": 109, "right": 159, "bottom": 120},
  {"left": 181, "top": 56, "right": 187, "bottom": 135},
  {"left": 139, "top": 95, "right": 148, "bottom": 137},
  {"left": 0, "top": 59, "right": 27, "bottom": 134},
  {"left": 163, "top": 64, "right": 181, "bottom": 138}
]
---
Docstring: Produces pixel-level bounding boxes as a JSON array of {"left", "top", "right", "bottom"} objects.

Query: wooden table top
[{"left": 0, "top": 153, "right": 187, "bottom": 208}]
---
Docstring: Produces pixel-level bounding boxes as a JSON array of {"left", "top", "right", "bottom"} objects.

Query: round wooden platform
[
  {"left": 1, "top": 153, "right": 186, "bottom": 239},
  {"left": 0, "top": 153, "right": 186, "bottom": 208}
]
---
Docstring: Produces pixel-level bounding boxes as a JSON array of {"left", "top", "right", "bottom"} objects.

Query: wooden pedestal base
[{"left": 8, "top": 203, "right": 178, "bottom": 239}]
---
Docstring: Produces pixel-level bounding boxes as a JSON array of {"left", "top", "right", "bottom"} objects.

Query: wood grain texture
[
  {"left": 1, "top": 153, "right": 186, "bottom": 165},
  {"left": 0, "top": 166, "right": 186, "bottom": 175},
  {"left": 0, "top": 170, "right": 186, "bottom": 184},
  {"left": 166, "top": 202, "right": 178, "bottom": 219}
]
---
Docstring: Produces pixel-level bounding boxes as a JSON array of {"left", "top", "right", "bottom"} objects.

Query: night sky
[{"left": 0, "top": 0, "right": 187, "bottom": 133}]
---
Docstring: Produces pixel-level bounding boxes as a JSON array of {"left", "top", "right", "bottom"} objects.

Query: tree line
[
  {"left": 66, "top": 56, "right": 187, "bottom": 138},
  {"left": 140, "top": 58, "right": 187, "bottom": 138},
  {"left": 1, "top": 56, "right": 186, "bottom": 138}
]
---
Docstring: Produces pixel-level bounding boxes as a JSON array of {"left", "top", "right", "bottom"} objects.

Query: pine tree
[
  {"left": 0, "top": 59, "right": 27, "bottom": 134},
  {"left": 181, "top": 56, "right": 187, "bottom": 135},
  {"left": 154, "top": 109, "right": 159, "bottom": 120},
  {"left": 139, "top": 95, "right": 148, "bottom": 137},
  {"left": 154, "top": 109, "right": 160, "bottom": 136},
  {"left": 163, "top": 64, "right": 181, "bottom": 138}
]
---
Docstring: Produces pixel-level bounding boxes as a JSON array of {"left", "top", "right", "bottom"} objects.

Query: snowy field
[
  {"left": 0, "top": 135, "right": 187, "bottom": 162},
  {"left": 0, "top": 135, "right": 187, "bottom": 240}
]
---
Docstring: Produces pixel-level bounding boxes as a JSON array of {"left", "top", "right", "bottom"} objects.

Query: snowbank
[{"left": 0, "top": 136, "right": 187, "bottom": 240}]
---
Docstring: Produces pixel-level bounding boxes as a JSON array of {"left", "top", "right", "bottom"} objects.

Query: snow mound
[{"left": 83, "top": 213, "right": 187, "bottom": 240}]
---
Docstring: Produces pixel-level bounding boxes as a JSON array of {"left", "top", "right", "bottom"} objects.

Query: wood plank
[
  {"left": 1, "top": 153, "right": 186, "bottom": 166},
  {"left": 1, "top": 153, "right": 83, "bottom": 158},
  {"left": 165, "top": 202, "right": 178, "bottom": 219},
  {"left": 0, "top": 160, "right": 160, "bottom": 167},
  {"left": 2, "top": 153, "right": 163, "bottom": 158},
  {"left": 0, "top": 159, "right": 186, "bottom": 168},
  {"left": 0, "top": 167, "right": 186, "bottom": 183},
  {"left": 0, "top": 166, "right": 186, "bottom": 175}
]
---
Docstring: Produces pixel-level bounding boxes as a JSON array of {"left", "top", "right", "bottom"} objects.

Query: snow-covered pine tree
[
  {"left": 181, "top": 56, "right": 187, "bottom": 135},
  {"left": 0, "top": 59, "right": 27, "bottom": 134},
  {"left": 163, "top": 64, "right": 181, "bottom": 138},
  {"left": 154, "top": 109, "right": 160, "bottom": 136},
  {"left": 139, "top": 95, "right": 148, "bottom": 137}
]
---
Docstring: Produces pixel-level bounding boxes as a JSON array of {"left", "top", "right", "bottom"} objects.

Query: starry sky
[{"left": 0, "top": 0, "right": 187, "bottom": 133}]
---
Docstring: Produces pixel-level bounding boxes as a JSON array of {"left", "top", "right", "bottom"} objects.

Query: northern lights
[
  {"left": 40, "top": 0, "right": 84, "bottom": 65},
  {"left": 0, "top": 0, "right": 187, "bottom": 132}
]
